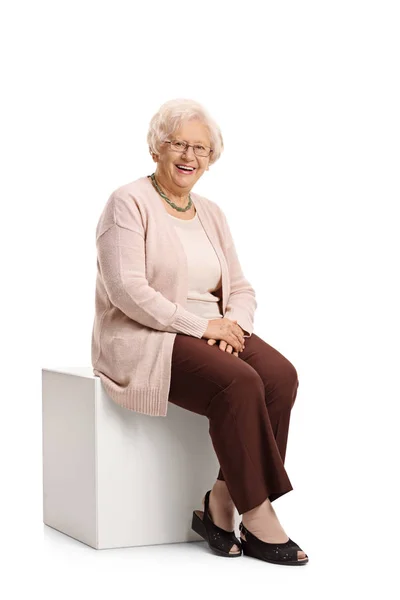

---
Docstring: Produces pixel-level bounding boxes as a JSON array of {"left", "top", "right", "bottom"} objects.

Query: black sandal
[
  {"left": 191, "top": 490, "right": 242, "bottom": 557},
  {"left": 239, "top": 521, "right": 309, "bottom": 566}
]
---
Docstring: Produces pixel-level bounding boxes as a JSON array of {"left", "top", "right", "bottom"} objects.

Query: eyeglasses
[{"left": 164, "top": 139, "right": 213, "bottom": 158}]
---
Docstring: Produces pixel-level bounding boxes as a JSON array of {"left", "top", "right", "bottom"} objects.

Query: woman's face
[{"left": 153, "top": 118, "right": 211, "bottom": 193}]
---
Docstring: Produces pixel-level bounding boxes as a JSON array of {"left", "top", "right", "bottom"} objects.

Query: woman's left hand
[{"left": 207, "top": 338, "right": 243, "bottom": 357}]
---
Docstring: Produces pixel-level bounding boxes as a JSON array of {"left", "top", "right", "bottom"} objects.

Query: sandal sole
[{"left": 191, "top": 511, "right": 242, "bottom": 558}]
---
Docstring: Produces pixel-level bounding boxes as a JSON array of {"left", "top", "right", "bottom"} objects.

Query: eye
[
  {"left": 173, "top": 140, "right": 186, "bottom": 149},
  {"left": 195, "top": 145, "right": 206, "bottom": 152}
]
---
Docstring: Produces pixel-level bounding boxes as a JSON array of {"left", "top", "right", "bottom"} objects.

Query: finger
[
  {"left": 233, "top": 321, "right": 244, "bottom": 336},
  {"left": 226, "top": 344, "right": 233, "bottom": 354},
  {"left": 233, "top": 351, "right": 239, "bottom": 357},
  {"left": 235, "top": 328, "right": 245, "bottom": 344},
  {"left": 230, "top": 321, "right": 245, "bottom": 349},
  {"left": 219, "top": 340, "right": 227, "bottom": 352},
  {"left": 231, "top": 319, "right": 244, "bottom": 352},
  {"left": 229, "top": 334, "right": 243, "bottom": 353},
  {"left": 236, "top": 323, "right": 245, "bottom": 337},
  {"left": 207, "top": 339, "right": 217, "bottom": 346}
]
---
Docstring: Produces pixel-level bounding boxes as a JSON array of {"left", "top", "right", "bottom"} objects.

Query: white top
[{"left": 168, "top": 212, "right": 223, "bottom": 320}]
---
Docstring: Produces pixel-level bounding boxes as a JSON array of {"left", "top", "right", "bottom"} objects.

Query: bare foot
[{"left": 241, "top": 497, "right": 307, "bottom": 562}]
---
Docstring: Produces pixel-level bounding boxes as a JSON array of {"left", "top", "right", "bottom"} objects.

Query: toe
[
  {"left": 230, "top": 544, "right": 241, "bottom": 554},
  {"left": 297, "top": 550, "right": 307, "bottom": 561}
]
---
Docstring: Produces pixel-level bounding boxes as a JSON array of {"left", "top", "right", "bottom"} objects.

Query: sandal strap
[
  {"left": 203, "top": 490, "right": 241, "bottom": 553},
  {"left": 239, "top": 521, "right": 304, "bottom": 562}
]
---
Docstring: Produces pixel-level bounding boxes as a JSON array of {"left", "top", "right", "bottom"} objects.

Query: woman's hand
[
  {"left": 207, "top": 338, "right": 243, "bottom": 357},
  {"left": 206, "top": 322, "right": 246, "bottom": 357},
  {"left": 203, "top": 318, "right": 245, "bottom": 353}
]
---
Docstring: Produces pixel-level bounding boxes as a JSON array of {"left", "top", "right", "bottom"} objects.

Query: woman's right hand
[{"left": 202, "top": 318, "right": 245, "bottom": 353}]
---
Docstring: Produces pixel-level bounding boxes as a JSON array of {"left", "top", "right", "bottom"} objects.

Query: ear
[{"left": 149, "top": 148, "right": 159, "bottom": 163}]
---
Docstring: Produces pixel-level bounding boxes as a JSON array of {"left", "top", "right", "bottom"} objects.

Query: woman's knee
[
  {"left": 272, "top": 355, "right": 298, "bottom": 388},
  {"left": 287, "top": 361, "right": 299, "bottom": 408},
  {"left": 267, "top": 358, "right": 299, "bottom": 410},
  {"left": 285, "top": 360, "right": 299, "bottom": 389},
  {"left": 223, "top": 369, "right": 266, "bottom": 412}
]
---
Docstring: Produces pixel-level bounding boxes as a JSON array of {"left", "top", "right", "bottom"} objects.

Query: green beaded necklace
[{"left": 149, "top": 172, "right": 193, "bottom": 213}]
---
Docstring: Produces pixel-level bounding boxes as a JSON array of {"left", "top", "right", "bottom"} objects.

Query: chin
[{"left": 173, "top": 172, "right": 201, "bottom": 185}]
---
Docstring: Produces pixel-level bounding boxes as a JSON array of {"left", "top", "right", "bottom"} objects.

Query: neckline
[
  {"left": 168, "top": 211, "right": 198, "bottom": 222},
  {"left": 145, "top": 174, "right": 198, "bottom": 221}
]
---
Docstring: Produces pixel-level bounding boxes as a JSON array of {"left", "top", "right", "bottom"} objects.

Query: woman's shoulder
[
  {"left": 111, "top": 176, "right": 151, "bottom": 203},
  {"left": 96, "top": 177, "right": 151, "bottom": 239}
]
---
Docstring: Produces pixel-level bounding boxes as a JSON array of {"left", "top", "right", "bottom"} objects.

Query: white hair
[{"left": 147, "top": 98, "right": 224, "bottom": 166}]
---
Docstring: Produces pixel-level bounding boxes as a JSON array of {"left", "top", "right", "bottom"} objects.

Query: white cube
[{"left": 42, "top": 367, "right": 220, "bottom": 550}]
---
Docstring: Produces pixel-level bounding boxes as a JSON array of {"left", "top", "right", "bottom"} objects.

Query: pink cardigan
[{"left": 91, "top": 176, "right": 257, "bottom": 416}]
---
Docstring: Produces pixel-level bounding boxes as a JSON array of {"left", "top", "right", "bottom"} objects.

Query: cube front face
[
  {"left": 42, "top": 369, "right": 220, "bottom": 550},
  {"left": 42, "top": 370, "right": 98, "bottom": 548}
]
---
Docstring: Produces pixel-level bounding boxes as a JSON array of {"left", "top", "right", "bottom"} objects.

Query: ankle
[
  {"left": 211, "top": 481, "right": 235, "bottom": 510},
  {"left": 242, "top": 497, "right": 271, "bottom": 520}
]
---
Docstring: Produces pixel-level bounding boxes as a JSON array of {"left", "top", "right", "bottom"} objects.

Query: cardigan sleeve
[
  {"left": 219, "top": 209, "right": 257, "bottom": 338},
  {"left": 96, "top": 219, "right": 209, "bottom": 339}
]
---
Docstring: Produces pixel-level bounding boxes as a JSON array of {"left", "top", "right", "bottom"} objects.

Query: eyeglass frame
[{"left": 164, "top": 139, "right": 213, "bottom": 158}]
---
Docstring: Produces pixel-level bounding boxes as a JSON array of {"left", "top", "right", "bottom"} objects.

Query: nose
[{"left": 182, "top": 145, "right": 195, "bottom": 159}]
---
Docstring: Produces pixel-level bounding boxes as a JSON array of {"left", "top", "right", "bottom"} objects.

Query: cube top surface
[{"left": 42, "top": 367, "right": 96, "bottom": 379}]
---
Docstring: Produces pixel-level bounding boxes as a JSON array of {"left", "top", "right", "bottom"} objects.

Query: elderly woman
[{"left": 91, "top": 98, "right": 308, "bottom": 565}]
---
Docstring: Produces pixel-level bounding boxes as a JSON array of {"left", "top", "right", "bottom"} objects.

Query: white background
[{"left": 1, "top": 0, "right": 399, "bottom": 597}]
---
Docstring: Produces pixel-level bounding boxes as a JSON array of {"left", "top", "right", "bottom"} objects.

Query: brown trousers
[{"left": 168, "top": 332, "right": 299, "bottom": 515}]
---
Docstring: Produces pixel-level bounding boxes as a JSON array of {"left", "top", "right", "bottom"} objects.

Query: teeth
[{"left": 176, "top": 165, "right": 194, "bottom": 171}]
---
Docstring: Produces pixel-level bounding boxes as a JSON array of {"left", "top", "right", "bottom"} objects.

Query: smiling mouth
[{"left": 175, "top": 164, "right": 196, "bottom": 174}]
